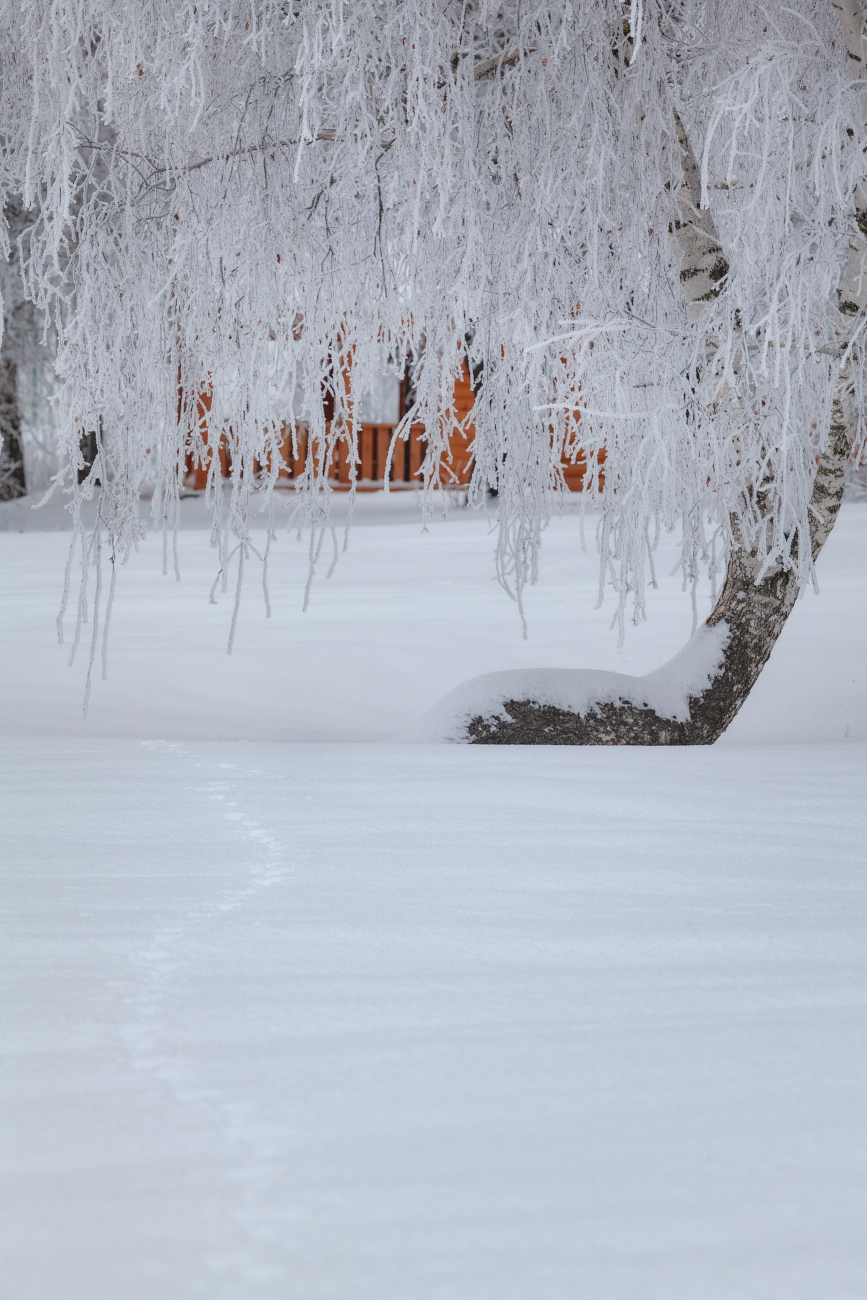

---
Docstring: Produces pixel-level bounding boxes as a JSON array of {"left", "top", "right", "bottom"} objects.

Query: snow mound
[{"left": 406, "top": 622, "right": 730, "bottom": 742}]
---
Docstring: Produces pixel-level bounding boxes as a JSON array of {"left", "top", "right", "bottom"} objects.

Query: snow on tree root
[
  {"left": 458, "top": 551, "right": 804, "bottom": 746},
  {"left": 407, "top": 623, "right": 728, "bottom": 745},
  {"left": 460, "top": 403, "right": 852, "bottom": 747}
]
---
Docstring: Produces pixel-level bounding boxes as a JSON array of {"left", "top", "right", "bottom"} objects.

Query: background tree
[
  {"left": 0, "top": 195, "right": 63, "bottom": 500},
  {"left": 0, "top": 0, "right": 864, "bottom": 739},
  {"left": 0, "top": 198, "right": 30, "bottom": 500}
]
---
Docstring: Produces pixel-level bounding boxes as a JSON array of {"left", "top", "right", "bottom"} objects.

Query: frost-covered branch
[{"left": 0, "top": 1, "right": 864, "bottom": 718}]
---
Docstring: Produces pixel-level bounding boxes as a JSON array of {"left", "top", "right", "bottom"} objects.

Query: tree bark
[
  {"left": 467, "top": 12, "right": 862, "bottom": 747},
  {"left": 1, "top": 195, "right": 32, "bottom": 501},
  {"left": 0, "top": 355, "right": 26, "bottom": 501}
]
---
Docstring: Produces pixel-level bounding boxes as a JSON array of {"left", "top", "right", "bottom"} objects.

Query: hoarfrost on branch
[{"left": 1, "top": 0, "right": 865, "bottom": 668}]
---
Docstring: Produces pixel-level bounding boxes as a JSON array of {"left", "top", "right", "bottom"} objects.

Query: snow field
[
  {"left": 0, "top": 494, "right": 865, "bottom": 1298},
  {"left": 2, "top": 738, "right": 866, "bottom": 1299}
]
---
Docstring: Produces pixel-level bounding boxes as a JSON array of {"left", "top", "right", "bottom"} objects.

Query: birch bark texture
[
  {"left": 0, "top": 356, "right": 26, "bottom": 501},
  {"left": 0, "top": 199, "right": 29, "bottom": 500},
  {"left": 468, "top": 0, "right": 867, "bottom": 746}
]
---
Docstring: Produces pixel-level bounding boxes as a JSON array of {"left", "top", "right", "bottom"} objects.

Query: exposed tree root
[{"left": 468, "top": 410, "right": 852, "bottom": 746}]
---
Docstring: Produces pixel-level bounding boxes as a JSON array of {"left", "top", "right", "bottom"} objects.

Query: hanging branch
[{"left": 0, "top": 0, "right": 864, "bottom": 738}]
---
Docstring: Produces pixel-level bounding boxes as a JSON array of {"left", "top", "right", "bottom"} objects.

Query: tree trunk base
[
  {"left": 466, "top": 416, "right": 850, "bottom": 747},
  {"left": 467, "top": 698, "right": 700, "bottom": 745}
]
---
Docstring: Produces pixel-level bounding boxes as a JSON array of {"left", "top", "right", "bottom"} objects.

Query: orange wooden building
[{"left": 183, "top": 359, "right": 602, "bottom": 493}]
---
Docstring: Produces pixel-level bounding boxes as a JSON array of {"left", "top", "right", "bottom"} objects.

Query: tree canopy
[{"left": 1, "top": 1, "right": 865, "bottom": 726}]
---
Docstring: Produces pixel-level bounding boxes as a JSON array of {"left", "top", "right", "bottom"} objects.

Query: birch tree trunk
[
  {"left": 468, "top": 2, "right": 863, "bottom": 746},
  {"left": 0, "top": 198, "right": 29, "bottom": 501},
  {"left": 0, "top": 357, "right": 26, "bottom": 500}
]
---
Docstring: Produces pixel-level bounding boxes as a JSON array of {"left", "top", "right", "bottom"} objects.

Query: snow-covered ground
[
  {"left": 1, "top": 492, "right": 866, "bottom": 1299},
  {"left": 0, "top": 488, "right": 865, "bottom": 742}
]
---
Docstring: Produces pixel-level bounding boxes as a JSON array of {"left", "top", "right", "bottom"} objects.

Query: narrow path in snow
[{"left": 3, "top": 737, "right": 865, "bottom": 1299}]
